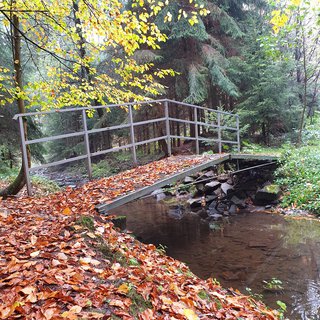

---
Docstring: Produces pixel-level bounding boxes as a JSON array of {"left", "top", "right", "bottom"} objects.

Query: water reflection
[{"left": 110, "top": 198, "right": 320, "bottom": 319}]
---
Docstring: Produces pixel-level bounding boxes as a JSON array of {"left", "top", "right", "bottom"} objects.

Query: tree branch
[{"left": 0, "top": 9, "right": 79, "bottom": 71}]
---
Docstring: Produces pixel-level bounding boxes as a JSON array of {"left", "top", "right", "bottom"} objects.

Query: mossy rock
[
  {"left": 264, "top": 184, "right": 281, "bottom": 194},
  {"left": 254, "top": 184, "right": 281, "bottom": 205}
]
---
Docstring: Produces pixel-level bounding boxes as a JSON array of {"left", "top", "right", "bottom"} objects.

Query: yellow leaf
[
  {"left": 290, "top": 0, "right": 301, "bottom": 6},
  {"left": 69, "top": 306, "right": 82, "bottom": 313},
  {"left": 183, "top": 308, "right": 199, "bottom": 320},
  {"left": 117, "top": 283, "right": 130, "bottom": 294},
  {"left": 61, "top": 305, "right": 82, "bottom": 318}
]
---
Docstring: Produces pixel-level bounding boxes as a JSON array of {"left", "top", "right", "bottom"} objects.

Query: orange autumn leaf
[
  {"left": 62, "top": 207, "right": 72, "bottom": 215},
  {"left": 117, "top": 283, "right": 130, "bottom": 294}
]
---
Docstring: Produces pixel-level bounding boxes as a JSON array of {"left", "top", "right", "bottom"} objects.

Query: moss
[
  {"left": 264, "top": 184, "right": 280, "bottom": 194},
  {"left": 128, "top": 258, "right": 140, "bottom": 266},
  {"left": 98, "top": 243, "right": 114, "bottom": 259},
  {"left": 198, "top": 289, "right": 210, "bottom": 300},
  {"left": 127, "top": 287, "right": 153, "bottom": 317},
  {"left": 98, "top": 243, "right": 127, "bottom": 266},
  {"left": 77, "top": 215, "right": 95, "bottom": 231},
  {"left": 185, "top": 270, "right": 195, "bottom": 277},
  {"left": 214, "top": 297, "right": 222, "bottom": 310}
]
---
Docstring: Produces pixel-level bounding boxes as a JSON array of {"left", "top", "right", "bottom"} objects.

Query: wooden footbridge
[
  {"left": 14, "top": 99, "right": 278, "bottom": 209},
  {"left": 96, "top": 153, "right": 278, "bottom": 213}
]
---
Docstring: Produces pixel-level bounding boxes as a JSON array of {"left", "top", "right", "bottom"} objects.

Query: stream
[{"left": 110, "top": 197, "right": 320, "bottom": 320}]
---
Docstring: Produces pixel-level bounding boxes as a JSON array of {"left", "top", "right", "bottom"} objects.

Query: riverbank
[{"left": 0, "top": 156, "right": 280, "bottom": 319}]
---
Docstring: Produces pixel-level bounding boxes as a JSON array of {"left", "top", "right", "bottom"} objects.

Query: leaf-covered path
[{"left": 0, "top": 156, "right": 280, "bottom": 319}]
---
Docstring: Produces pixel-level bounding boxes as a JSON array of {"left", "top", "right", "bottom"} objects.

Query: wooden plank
[
  {"left": 96, "top": 154, "right": 231, "bottom": 213},
  {"left": 231, "top": 153, "right": 279, "bottom": 161}
]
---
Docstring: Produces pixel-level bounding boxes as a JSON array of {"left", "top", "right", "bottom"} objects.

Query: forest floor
[{"left": 0, "top": 155, "right": 280, "bottom": 319}]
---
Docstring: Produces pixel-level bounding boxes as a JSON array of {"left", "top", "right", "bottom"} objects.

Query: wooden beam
[{"left": 231, "top": 154, "right": 279, "bottom": 161}]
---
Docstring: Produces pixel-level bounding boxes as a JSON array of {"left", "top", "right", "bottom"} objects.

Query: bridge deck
[{"left": 96, "top": 153, "right": 278, "bottom": 213}]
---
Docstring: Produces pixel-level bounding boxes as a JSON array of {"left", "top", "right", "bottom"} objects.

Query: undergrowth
[
  {"left": 241, "top": 141, "right": 282, "bottom": 155},
  {"left": 276, "top": 145, "right": 320, "bottom": 214},
  {"left": 275, "top": 115, "right": 320, "bottom": 214},
  {"left": 0, "top": 168, "right": 61, "bottom": 195}
]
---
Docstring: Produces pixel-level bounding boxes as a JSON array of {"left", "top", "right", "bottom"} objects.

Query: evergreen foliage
[
  {"left": 170, "top": 18, "right": 209, "bottom": 41},
  {"left": 185, "top": 64, "right": 208, "bottom": 104},
  {"left": 151, "top": 0, "right": 247, "bottom": 108},
  {"left": 227, "top": 15, "right": 301, "bottom": 144}
]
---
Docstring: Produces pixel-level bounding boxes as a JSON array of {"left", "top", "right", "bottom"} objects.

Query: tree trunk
[
  {"left": 298, "top": 27, "right": 308, "bottom": 145},
  {"left": 0, "top": 10, "right": 31, "bottom": 197},
  {"left": 0, "top": 167, "right": 26, "bottom": 197}
]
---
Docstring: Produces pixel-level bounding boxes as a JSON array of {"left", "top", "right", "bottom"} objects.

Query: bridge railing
[{"left": 13, "top": 99, "right": 240, "bottom": 195}]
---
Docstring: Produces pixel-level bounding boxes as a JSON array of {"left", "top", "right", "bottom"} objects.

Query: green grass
[
  {"left": 30, "top": 175, "right": 61, "bottom": 194},
  {"left": 241, "top": 141, "right": 282, "bottom": 156},
  {"left": 0, "top": 167, "right": 61, "bottom": 195},
  {"left": 0, "top": 166, "right": 20, "bottom": 180}
]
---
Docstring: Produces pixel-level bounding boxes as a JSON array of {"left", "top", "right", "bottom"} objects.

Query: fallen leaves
[
  {"left": 117, "top": 283, "right": 130, "bottom": 294},
  {"left": 0, "top": 156, "right": 280, "bottom": 319},
  {"left": 62, "top": 207, "right": 72, "bottom": 215},
  {"left": 30, "top": 250, "right": 40, "bottom": 258},
  {"left": 183, "top": 308, "right": 199, "bottom": 320}
]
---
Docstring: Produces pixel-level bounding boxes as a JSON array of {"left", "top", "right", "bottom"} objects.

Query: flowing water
[{"left": 110, "top": 197, "right": 320, "bottom": 319}]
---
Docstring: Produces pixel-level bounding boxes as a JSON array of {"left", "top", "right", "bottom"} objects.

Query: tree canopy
[{"left": 0, "top": 0, "right": 209, "bottom": 109}]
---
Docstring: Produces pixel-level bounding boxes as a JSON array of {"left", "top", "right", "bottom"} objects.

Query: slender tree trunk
[
  {"left": 0, "top": 11, "right": 31, "bottom": 197},
  {"left": 298, "top": 30, "right": 308, "bottom": 144},
  {"left": 298, "top": 28, "right": 308, "bottom": 145}
]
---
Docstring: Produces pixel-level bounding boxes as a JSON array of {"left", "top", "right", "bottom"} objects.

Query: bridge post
[
  {"left": 82, "top": 109, "right": 93, "bottom": 179},
  {"left": 164, "top": 100, "right": 171, "bottom": 156},
  {"left": 217, "top": 112, "right": 222, "bottom": 153},
  {"left": 194, "top": 107, "right": 199, "bottom": 154},
  {"left": 236, "top": 115, "right": 240, "bottom": 152},
  {"left": 128, "top": 105, "right": 137, "bottom": 163},
  {"left": 18, "top": 116, "right": 32, "bottom": 195}
]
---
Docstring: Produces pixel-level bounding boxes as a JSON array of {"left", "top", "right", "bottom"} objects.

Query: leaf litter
[{"left": 0, "top": 156, "right": 280, "bottom": 319}]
